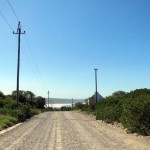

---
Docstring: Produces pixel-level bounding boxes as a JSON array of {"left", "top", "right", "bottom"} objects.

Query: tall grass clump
[{"left": 0, "top": 115, "right": 18, "bottom": 130}]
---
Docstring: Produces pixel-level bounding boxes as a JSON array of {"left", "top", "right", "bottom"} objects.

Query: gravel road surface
[{"left": 0, "top": 111, "right": 150, "bottom": 150}]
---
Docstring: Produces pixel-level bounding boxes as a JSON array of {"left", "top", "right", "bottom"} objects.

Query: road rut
[{"left": 0, "top": 111, "right": 150, "bottom": 150}]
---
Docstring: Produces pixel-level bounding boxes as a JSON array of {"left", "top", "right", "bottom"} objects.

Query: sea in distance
[{"left": 45, "top": 98, "right": 85, "bottom": 108}]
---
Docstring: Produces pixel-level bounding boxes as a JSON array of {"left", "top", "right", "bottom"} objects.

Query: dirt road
[{"left": 0, "top": 111, "right": 150, "bottom": 150}]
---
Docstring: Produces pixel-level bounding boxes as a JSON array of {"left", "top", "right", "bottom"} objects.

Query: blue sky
[{"left": 0, "top": 0, "right": 150, "bottom": 99}]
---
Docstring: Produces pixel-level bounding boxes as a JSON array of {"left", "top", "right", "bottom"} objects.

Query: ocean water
[
  {"left": 45, "top": 103, "right": 72, "bottom": 108},
  {"left": 45, "top": 98, "right": 85, "bottom": 108}
]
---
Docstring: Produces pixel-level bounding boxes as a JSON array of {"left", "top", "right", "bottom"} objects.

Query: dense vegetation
[
  {"left": 0, "top": 90, "right": 45, "bottom": 130},
  {"left": 1, "top": 88, "right": 150, "bottom": 136},
  {"left": 60, "top": 106, "right": 72, "bottom": 111},
  {"left": 75, "top": 89, "right": 150, "bottom": 136}
]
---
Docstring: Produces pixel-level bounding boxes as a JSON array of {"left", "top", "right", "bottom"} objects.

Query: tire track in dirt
[{"left": 0, "top": 111, "right": 150, "bottom": 150}]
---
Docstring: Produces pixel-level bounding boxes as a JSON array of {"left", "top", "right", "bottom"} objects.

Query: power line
[
  {"left": 23, "top": 35, "right": 48, "bottom": 91},
  {"left": 21, "top": 41, "right": 48, "bottom": 92},
  {"left": 5, "top": 0, "right": 48, "bottom": 92},
  {"left": 6, "top": 0, "right": 19, "bottom": 21},
  {"left": 0, "top": 11, "right": 14, "bottom": 31}
]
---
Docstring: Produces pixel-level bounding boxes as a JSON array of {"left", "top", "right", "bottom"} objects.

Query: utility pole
[
  {"left": 48, "top": 90, "right": 49, "bottom": 108},
  {"left": 72, "top": 98, "right": 73, "bottom": 109},
  {"left": 51, "top": 99, "right": 52, "bottom": 108},
  {"left": 13, "top": 22, "right": 25, "bottom": 108},
  {"left": 94, "top": 69, "right": 98, "bottom": 104}
]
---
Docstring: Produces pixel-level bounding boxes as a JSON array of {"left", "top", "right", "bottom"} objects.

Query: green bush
[
  {"left": 96, "top": 96, "right": 123, "bottom": 123},
  {"left": 81, "top": 104, "right": 89, "bottom": 111},
  {"left": 0, "top": 116, "right": 18, "bottom": 130},
  {"left": 0, "top": 91, "right": 46, "bottom": 130},
  {"left": 44, "top": 107, "right": 53, "bottom": 111},
  {"left": 96, "top": 105, "right": 121, "bottom": 123},
  {"left": 31, "top": 108, "right": 42, "bottom": 115},
  {"left": 75, "top": 102, "right": 84, "bottom": 109},
  {"left": 60, "top": 106, "right": 71, "bottom": 111},
  {"left": 120, "top": 95, "right": 150, "bottom": 135},
  {"left": 0, "top": 91, "right": 5, "bottom": 99},
  {"left": 0, "top": 97, "right": 16, "bottom": 108},
  {"left": 0, "top": 104, "right": 32, "bottom": 122},
  {"left": 16, "top": 104, "right": 32, "bottom": 121},
  {"left": 35, "top": 96, "right": 45, "bottom": 109}
]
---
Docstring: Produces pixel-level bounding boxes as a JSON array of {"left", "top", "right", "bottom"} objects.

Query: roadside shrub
[
  {"left": 0, "top": 116, "right": 18, "bottom": 130},
  {"left": 1, "top": 104, "right": 32, "bottom": 122},
  {"left": 75, "top": 102, "right": 84, "bottom": 109},
  {"left": 120, "top": 95, "right": 150, "bottom": 135},
  {"left": 0, "top": 90, "right": 46, "bottom": 130},
  {"left": 35, "top": 96, "right": 45, "bottom": 109},
  {"left": 81, "top": 104, "right": 89, "bottom": 111},
  {"left": 96, "top": 96, "right": 123, "bottom": 123},
  {"left": 96, "top": 105, "right": 121, "bottom": 123},
  {"left": 17, "top": 104, "right": 32, "bottom": 121},
  {"left": 31, "top": 108, "right": 42, "bottom": 115},
  {"left": 60, "top": 106, "right": 71, "bottom": 111},
  {"left": 0, "top": 97, "right": 16, "bottom": 108},
  {"left": 45, "top": 107, "right": 53, "bottom": 111},
  {"left": 0, "top": 91, "right": 5, "bottom": 99}
]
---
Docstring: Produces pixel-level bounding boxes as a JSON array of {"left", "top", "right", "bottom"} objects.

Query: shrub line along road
[{"left": 0, "top": 111, "right": 149, "bottom": 150}]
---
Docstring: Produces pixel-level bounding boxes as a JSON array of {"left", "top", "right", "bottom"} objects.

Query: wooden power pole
[
  {"left": 48, "top": 90, "right": 49, "bottom": 108},
  {"left": 13, "top": 22, "right": 25, "bottom": 108},
  {"left": 94, "top": 69, "right": 98, "bottom": 104}
]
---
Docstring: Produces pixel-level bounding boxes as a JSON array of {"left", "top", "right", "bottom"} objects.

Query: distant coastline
[
  {"left": 45, "top": 98, "right": 85, "bottom": 108},
  {"left": 45, "top": 103, "right": 72, "bottom": 108}
]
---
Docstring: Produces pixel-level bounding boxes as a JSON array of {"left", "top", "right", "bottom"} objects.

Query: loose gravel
[{"left": 0, "top": 111, "right": 150, "bottom": 150}]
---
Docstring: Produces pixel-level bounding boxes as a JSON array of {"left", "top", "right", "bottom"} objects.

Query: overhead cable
[
  {"left": 6, "top": 0, "right": 19, "bottom": 21},
  {"left": 0, "top": 11, "right": 14, "bottom": 31},
  {"left": 5, "top": 0, "right": 48, "bottom": 92},
  {"left": 24, "top": 35, "right": 48, "bottom": 91},
  {"left": 21, "top": 41, "right": 48, "bottom": 91}
]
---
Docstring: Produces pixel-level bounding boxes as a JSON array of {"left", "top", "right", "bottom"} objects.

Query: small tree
[
  {"left": 11, "top": 90, "right": 26, "bottom": 103},
  {"left": 25, "top": 91, "right": 35, "bottom": 107},
  {"left": 0, "top": 91, "right": 5, "bottom": 98},
  {"left": 112, "top": 91, "right": 126, "bottom": 97},
  {"left": 35, "top": 96, "right": 45, "bottom": 109},
  {"left": 75, "top": 102, "right": 84, "bottom": 109}
]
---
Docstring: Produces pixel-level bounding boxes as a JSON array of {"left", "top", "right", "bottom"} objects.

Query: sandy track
[{"left": 0, "top": 111, "right": 149, "bottom": 150}]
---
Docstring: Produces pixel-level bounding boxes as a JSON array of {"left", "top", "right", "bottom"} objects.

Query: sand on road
[{"left": 0, "top": 111, "right": 150, "bottom": 150}]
